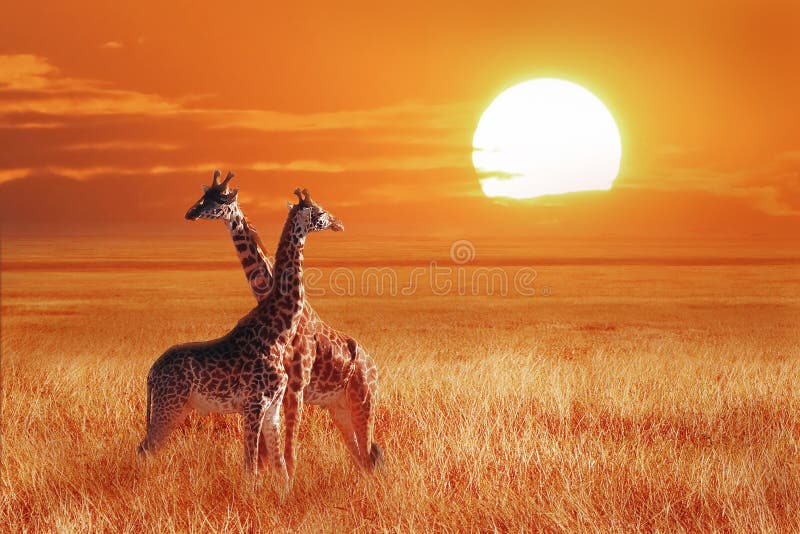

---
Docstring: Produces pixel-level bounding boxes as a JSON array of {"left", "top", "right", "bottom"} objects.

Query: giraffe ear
[
  {"left": 287, "top": 201, "right": 293, "bottom": 211},
  {"left": 201, "top": 184, "right": 209, "bottom": 193}
]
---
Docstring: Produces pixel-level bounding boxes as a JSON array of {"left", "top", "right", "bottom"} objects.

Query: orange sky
[{"left": 1, "top": 1, "right": 799, "bottom": 239}]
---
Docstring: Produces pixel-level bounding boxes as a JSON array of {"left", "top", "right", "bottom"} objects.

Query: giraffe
[
  {"left": 185, "top": 170, "right": 383, "bottom": 479},
  {"left": 138, "top": 188, "right": 342, "bottom": 489}
]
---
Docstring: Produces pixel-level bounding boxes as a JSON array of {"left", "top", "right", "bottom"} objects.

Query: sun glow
[{"left": 473, "top": 79, "right": 622, "bottom": 199}]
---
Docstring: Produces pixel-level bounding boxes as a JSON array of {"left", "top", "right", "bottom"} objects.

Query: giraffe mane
[{"left": 243, "top": 214, "right": 270, "bottom": 258}]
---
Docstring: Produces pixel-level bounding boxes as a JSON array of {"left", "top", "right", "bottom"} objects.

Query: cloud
[
  {"left": 250, "top": 153, "right": 466, "bottom": 174},
  {"left": 0, "top": 55, "right": 469, "bottom": 133},
  {"left": 0, "top": 156, "right": 469, "bottom": 185},
  {"left": 0, "top": 168, "right": 32, "bottom": 183},
  {"left": 0, "top": 54, "right": 59, "bottom": 91},
  {"left": 101, "top": 41, "right": 124, "bottom": 49},
  {"left": 738, "top": 185, "right": 799, "bottom": 217},
  {"left": 212, "top": 102, "right": 472, "bottom": 134},
  {"left": 1, "top": 53, "right": 796, "bottom": 232},
  {"left": 61, "top": 141, "right": 181, "bottom": 151},
  {"left": 624, "top": 145, "right": 800, "bottom": 216},
  {"left": 51, "top": 163, "right": 218, "bottom": 181},
  {"left": 0, "top": 54, "right": 468, "bottom": 178},
  {"left": 0, "top": 163, "right": 216, "bottom": 184},
  {"left": 0, "top": 55, "right": 181, "bottom": 116},
  {"left": 2, "top": 168, "right": 797, "bottom": 239},
  {"left": 0, "top": 120, "right": 64, "bottom": 129}
]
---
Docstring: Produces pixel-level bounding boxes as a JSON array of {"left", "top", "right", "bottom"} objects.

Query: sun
[{"left": 473, "top": 78, "right": 621, "bottom": 199}]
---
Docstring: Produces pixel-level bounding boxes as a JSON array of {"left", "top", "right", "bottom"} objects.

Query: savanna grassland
[{"left": 2, "top": 237, "right": 799, "bottom": 532}]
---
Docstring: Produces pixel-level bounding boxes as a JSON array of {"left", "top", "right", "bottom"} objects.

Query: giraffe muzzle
[
  {"left": 185, "top": 206, "right": 201, "bottom": 220},
  {"left": 330, "top": 218, "right": 344, "bottom": 232}
]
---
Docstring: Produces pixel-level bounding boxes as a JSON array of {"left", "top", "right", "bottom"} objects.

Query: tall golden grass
[{"left": 2, "top": 241, "right": 799, "bottom": 531}]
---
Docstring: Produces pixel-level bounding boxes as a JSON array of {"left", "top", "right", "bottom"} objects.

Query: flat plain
[{"left": 2, "top": 236, "right": 799, "bottom": 532}]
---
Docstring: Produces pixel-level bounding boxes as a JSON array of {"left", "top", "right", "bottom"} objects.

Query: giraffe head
[
  {"left": 290, "top": 188, "right": 344, "bottom": 234},
  {"left": 185, "top": 169, "right": 239, "bottom": 221}
]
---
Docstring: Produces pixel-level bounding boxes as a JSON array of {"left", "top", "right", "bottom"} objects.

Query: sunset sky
[{"left": 1, "top": 1, "right": 799, "bottom": 239}]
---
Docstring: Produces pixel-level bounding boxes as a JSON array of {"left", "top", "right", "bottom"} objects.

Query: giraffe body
[
  {"left": 141, "top": 324, "right": 290, "bottom": 476},
  {"left": 186, "top": 171, "right": 383, "bottom": 477},
  {"left": 140, "top": 187, "right": 343, "bottom": 487}
]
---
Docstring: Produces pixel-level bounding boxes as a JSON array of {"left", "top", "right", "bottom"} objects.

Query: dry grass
[{"left": 2, "top": 239, "right": 800, "bottom": 532}]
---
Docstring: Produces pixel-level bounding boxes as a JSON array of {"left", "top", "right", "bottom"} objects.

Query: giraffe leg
[
  {"left": 328, "top": 405, "right": 363, "bottom": 466},
  {"left": 282, "top": 388, "right": 304, "bottom": 482},
  {"left": 257, "top": 429, "right": 271, "bottom": 471},
  {"left": 243, "top": 399, "right": 268, "bottom": 475},
  {"left": 258, "top": 385, "right": 289, "bottom": 490},
  {"left": 346, "top": 363, "right": 383, "bottom": 471},
  {"left": 137, "top": 386, "right": 190, "bottom": 456}
]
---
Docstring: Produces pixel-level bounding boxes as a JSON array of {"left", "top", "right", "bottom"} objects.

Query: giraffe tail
[
  {"left": 145, "top": 379, "right": 152, "bottom": 429},
  {"left": 137, "top": 376, "right": 153, "bottom": 457},
  {"left": 370, "top": 442, "right": 385, "bottom": 470}
]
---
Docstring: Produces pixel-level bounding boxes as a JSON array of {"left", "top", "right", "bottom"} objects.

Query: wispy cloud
[
  {"left": 61, "top": 141, "right": 181, "bottom": 151},
  {"left": 1, "top": 54, "right": 797, "bottom": 226},
  {"left": 101, "top": 41, "right": 124, "bottom": 49},
  {"left": 0, "top": 55, "right": 180, "bottom": 116},
  {"left": 0, "top": 155, "right": 469, "bottom": 185},
  {"left": 0, "top": 168, "right": 32, "bottom": 183},
  {"left": 0, "top": 55, "right": 469, "bottom": 133},
  {"left": 0, "top": 163, "right": 217, "bottom": 184},
  {"left": 213, "top": 102, "right": 472, "bottom": 133},
  {"left": 0, "top": 54, "right": 61, "bottom": 91},
  {"left": 0, "top": 52, "right": 475, "bottom": 216},
  {"left": 0, "top": 120, "right": 64, "bottom": 129},
  {"left": 250, "top": 153, "right": 466, "bottom": 174},
  {"left": 55, "top": 163, "right": 221, "bottom": 180},
  {"left": 624, "top": 145, "right": 800, "bottom": 216}
]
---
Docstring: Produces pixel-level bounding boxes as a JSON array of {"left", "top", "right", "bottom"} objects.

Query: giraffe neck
[
  {"left": 222, "top": 202, "right": 274, "bottom": 302},
  {"left": 265, "top": 210, "right": 308, "bottom": 335}
]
